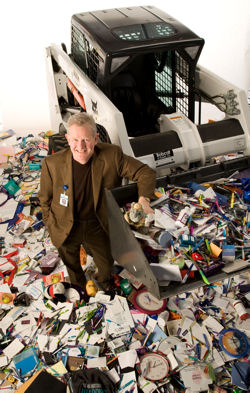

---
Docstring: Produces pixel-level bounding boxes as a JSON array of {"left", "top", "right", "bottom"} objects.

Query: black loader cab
[{"left": 71, "top": 6, "right": 204, "bottom": 137}]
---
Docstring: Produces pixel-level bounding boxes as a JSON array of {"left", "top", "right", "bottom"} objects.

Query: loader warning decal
[{"left": 153, "top": 150, "right": 174, "bottom": 168}]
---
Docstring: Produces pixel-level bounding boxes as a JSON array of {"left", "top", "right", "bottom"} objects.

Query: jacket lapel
[
  {"left": 63, "top": 149, "right": 74, "bottom": 215},
  {"left": 91, "top": 149, "right": 104, "bottom": 209}
]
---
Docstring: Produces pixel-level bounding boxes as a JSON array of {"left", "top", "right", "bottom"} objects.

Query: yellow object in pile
[{"left": 86, "top": 280, "right": 98, "bottom": 296}]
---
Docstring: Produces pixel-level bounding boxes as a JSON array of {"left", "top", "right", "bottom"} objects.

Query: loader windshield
[{"left": 110, "top": 49, "right": 192, "bottom": 137}]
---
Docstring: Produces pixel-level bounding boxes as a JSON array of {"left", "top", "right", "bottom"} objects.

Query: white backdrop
[{"left": 0, "top": 0, "right": 249, "bottom": 134}]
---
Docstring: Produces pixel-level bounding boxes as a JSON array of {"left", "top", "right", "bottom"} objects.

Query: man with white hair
[{"left": 39, "top": 113, "right": 156, "bottom": 291}]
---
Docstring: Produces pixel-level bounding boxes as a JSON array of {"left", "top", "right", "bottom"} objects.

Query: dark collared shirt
[{"left": 72, "top": 157, "right": 95, "bottom": 221}]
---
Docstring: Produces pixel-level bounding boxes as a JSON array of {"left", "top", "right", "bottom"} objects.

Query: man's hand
[{"left": 138, "top": 196, "right": 154, "bottom": 215}]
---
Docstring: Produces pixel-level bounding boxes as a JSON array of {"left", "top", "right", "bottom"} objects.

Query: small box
[
  {"left": 40, "top": 252, "right": 61, "bottom": 274},
  {"left": 179, "top": 234, "right": 196, "bottom": 247}
]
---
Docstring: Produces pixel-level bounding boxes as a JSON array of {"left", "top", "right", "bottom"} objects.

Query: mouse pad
[{"left": 17, "top": 370, "right": 66, "bottom": 393}]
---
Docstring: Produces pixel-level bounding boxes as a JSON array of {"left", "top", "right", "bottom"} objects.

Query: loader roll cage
[{"left": 70, "top": 6, "right": 204, "bottom": 138}]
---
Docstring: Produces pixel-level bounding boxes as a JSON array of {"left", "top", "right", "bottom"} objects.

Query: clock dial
[
  {"left": 133, "top": 289, "right": 167, "bottom": 314},
  {"left": 219, "top": 328, "right": 249, "bottom": 358},
  {"left": 158, "top": 337, "right": 176, "bottom": 355},
  {"left": 140, "top": 353, "right": 169, "bottom": 381}
]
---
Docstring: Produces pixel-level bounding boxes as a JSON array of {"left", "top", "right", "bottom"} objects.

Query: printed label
[{"left": 153, "top": 150, "right": 174, "bottom": 168}]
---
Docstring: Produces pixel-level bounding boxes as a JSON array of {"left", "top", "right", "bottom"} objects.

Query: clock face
[
  {"left": 219, "top": 328, "right": 249, "bottom": 358},
  {"left": 133, "top": 289, "right": 167, "bottom": 314},
  {"left": 158, "top": 338, "right": 175, "bottom": 355},
  {"left": 140, "top": 353, "right": 169, "bottom": 381}
]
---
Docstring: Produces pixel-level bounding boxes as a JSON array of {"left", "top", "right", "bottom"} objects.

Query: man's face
[{"left": 66, "top": 124, "right": 98, "bottom": 164}]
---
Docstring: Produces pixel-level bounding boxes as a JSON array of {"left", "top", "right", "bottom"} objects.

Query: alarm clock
[
  {"left": 140, "top": 353, "right": 169, "bottom": 381},
  {"left": 132, "top": 289, "right": 167, "bottom": 315},
  {"left": 219, "top": 328, "right": 249, "bottom": 358}
]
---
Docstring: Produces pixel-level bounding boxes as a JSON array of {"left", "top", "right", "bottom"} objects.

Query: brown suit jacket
[{"left": 39, "top": 143, "right": 156, "bottom": 248}]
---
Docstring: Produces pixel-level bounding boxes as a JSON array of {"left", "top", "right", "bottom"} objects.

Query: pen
[
  {"left": 52, "top": 343, "right": 67, "bottom": 355},
  {"left": 107, "top": 355, "right": 118, "bottom": 365},
  {"left": 170, "top": 240, "right": 175, "bottom": 258},
  {"left": 142, "top": 329, "right": 152, "bottom": 347},
  {"left": 181, "top": 263, "right": 194, "bottom": 283},
  {"left": 188, "top": 355, "right": 199, "bottom": 362},
  {"left": 196, "top": 343, "right": 200, "bottom": 360},
  {"left": 192, "top": 238, "right": 204, "bottom": 253},
  {"left": 77, "top": 328, "right": 85, "bottom": 339},
  {"left": 15, "top": 272, "right": 29, "bottom": 276},
  {"left": 134, "top": 328, "right": 143, "bottom": 336},
  {"left": 106, "top": 319, "right": 121, "bottom": 326},
  {"left": 205, "top": 239, "right": 211, "bottom": 254},
  {"left": 57, "top": 327, "right": 72, "bottom": 344},
  {"left": 202, "top": 349, "right": 210, "bottom": 361},
  {"left": 203, "top": 333, "right": 210, "bottom": 350},
  {"left": 230, "top": 192, "right": 234, "bottom": 209},
  {"left": 191, "top": 335, "right": 206, "bottom": 346},
  {"left": 36, "top": 312, "right": 43, "bottom": 326},
  {"left": 119, "top": 379, "right": 134, "bottom": 391}
]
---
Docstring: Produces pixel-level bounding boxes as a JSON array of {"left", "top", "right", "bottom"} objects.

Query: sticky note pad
[{"left": 210, "top": 242, "right": 222, "bottom": 258}]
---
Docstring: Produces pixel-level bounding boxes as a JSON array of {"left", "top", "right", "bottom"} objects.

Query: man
[{"left": 39, "top": 113, "right": 156, "bottom": 291}]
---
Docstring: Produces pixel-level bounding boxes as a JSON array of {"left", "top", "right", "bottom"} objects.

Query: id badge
[{"left": 60, "top": 193, "right": 68, "bottom": 207}]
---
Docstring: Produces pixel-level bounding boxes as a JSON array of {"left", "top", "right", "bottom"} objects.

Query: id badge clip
[{"left": 60, "top": 185, "right": 68, "bottom": 207}]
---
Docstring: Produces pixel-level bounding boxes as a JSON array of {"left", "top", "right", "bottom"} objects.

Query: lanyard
[{"left": 0, "top": 250, "right": 18, "bottom": 286}]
